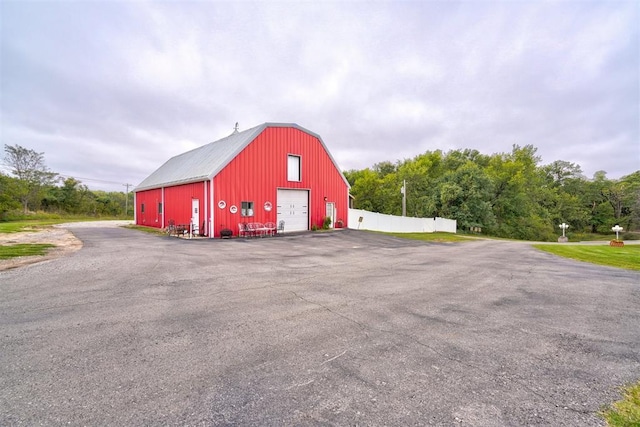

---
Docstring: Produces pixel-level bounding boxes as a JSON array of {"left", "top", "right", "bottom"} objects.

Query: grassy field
[
  {"left": 533, "top": 244, "right": 640, "bottom": 271},
  {"left": 0, "top": 243, "right": 56, "bottom": 259},
  {"left": 383, "top": 232, "right": 472, "bottom": 242},
  {"left": 0, "top": 220, "right": 69, "bottom": 233},
  {"left": 568, "top": 232, "right": 640, "bottom": 242}
]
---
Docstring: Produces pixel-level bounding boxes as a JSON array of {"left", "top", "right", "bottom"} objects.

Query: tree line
[
  {"left": 1, "top": 144, "right": 133, "bottom": 219},
  {"left": 4, "top": 143, "right": 637, "bottom": 240},
  {"left": 344, "top": 145, "right": 640, "bottom": 241}
]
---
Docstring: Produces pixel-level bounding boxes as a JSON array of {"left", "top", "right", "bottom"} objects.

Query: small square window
[
  {"left": 141, "top": 203, "right": 145, "bottom": 213},
  {"left": 241, "top": 201, "right": 254, "bottom": 217},
  {"left": 158, "top": 203, "right": 163, "bottom": 214}
]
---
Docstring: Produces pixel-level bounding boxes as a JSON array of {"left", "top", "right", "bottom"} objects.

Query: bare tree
[{"left": 3, "top": 144, "right": 58, "bottom": 213}]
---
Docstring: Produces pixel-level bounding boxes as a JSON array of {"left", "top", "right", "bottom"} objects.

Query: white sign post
[
  {"left": 612, "top": 224, "right": 623, "bottom": 240},
  {"left": 611, "top": 224, "right": 624, "bottom": 247},
  {"left": 558, "top": 223, "right": 569, "bottom": 243}
]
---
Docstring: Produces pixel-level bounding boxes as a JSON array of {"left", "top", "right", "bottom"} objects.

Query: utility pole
[
  {"left": 401, "top": 179, "right": 406, "bottom": 217},
  {"left": 123, "top": 183, "right": 132, "bottom": 217}
]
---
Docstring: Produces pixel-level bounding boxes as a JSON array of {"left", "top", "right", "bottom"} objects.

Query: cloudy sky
[{"left": 1, "top": 0, "right": 638, "bottom": 191}]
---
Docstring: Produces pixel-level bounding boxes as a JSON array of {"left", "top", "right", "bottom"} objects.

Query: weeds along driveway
[{"left": 1, "top": 226, "right": 639, "bottom": 426}]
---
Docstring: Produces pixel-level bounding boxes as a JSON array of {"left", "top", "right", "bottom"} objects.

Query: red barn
[{"left": 134, "top": 123, "right": 350, "bottom": 238}]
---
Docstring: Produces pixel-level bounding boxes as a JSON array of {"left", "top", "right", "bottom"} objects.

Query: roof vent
[{"left": 232, "top": 122, "right": 239, "bottom": 134}]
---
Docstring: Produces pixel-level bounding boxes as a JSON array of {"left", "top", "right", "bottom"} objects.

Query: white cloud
[{"left": 0, "top": 0, "right": 637, "bottom": 191}]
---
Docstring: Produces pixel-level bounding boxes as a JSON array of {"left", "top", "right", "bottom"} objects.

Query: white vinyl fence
[{"left": 348, "top": 209, "right": 457, "bottom": 233}]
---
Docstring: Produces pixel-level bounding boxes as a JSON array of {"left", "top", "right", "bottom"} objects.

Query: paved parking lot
[{"left": 1, "top": 225, "right": 639, "bottom": 426}]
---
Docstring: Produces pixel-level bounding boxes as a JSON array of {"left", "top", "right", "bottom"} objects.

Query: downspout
[
  {"left": 161, "top": 187, "right": 165, "bottom": 229},
  {"left": 133, "top": 191, "right": 137, "bottom": 224},
  {"left": 203, "top": 180, "right": 207, "bottom": 237},
  {"left": 209, "top": 177, "right": 214, "bottom": 238}
]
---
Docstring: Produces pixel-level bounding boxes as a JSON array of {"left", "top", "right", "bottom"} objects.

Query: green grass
[
  {"left": 0, "top": 217, "right": 124, "bottom": 234},
  {"left": 381, "top": 231, "right": 472, "bottom": 243},
  {"left": 0, "top": 243, "right": 56, "bottom": 259},
  {"left": 564, "top": 233, "right": 612, "bottom": 242},
  {"left": 568, "top": 232, "right": 640, "bottom": 242},
  {"left": 0, "top": 220, "right": 68, "bottom": 233},
  {"left": 600, "top": 381, "right": 640, "bottom": 427},
  {"left": 533, "top": 244, "right": 640, "bottom": 271}
]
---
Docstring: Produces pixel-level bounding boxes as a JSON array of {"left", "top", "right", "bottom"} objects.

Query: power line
[
  {"left": 57, "top": 173, "right": 136, "bottom": 187},
  {"left": 2, "top": 168, "right": 137, "bottom": 189}
]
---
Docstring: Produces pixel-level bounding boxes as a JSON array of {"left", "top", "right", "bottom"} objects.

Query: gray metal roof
[{"left": 135, "top": 123, "right": 349, "bottom": 191}]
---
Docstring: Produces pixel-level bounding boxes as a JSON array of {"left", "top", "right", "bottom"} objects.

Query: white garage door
[{"left": 277, "top": 189, "right": 309, "bottom": 232}]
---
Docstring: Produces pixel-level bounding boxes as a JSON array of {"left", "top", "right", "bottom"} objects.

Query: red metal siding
[
  {"left": 135, "top": 188, "right": 163, "bottom": 228},
  {"left": 212, "top": 127, "right": 349, "bottom": 237},
  {"left": 136, "top": 126, "right": 349, "bottom": 237},
  {"left": 164, "top": 182, "right": 207, "bottom": 232},
  {"left": 135, "top": 182, "right": 208, "bottom": 233}
]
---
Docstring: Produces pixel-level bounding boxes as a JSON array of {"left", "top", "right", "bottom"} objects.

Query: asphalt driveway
[{"left": 1, "top": 226, "right": 639, "bottom": 426}]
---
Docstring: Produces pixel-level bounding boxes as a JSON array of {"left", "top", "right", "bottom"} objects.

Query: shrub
[{"left": 322, "top": 216, "right": 332, "bottom": 230}]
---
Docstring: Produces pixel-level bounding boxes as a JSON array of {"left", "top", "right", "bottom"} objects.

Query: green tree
[
  {"left": 542, "top": 160, "right": 584, "bottom": 186},
  {"left": 540, "top": 160, "right": 591, "bottom": 232},
  {"left": 93, "top": 191, "right": 127, "bottom": 216},
  {"left": 344, "top": 143, "right": 638, "bottom": 240},
  {"left": 373, "top": 161, "right": 397, "bottom": 178},
  {"left": 396, "top": 151, "right": 443, "bottom": 217},
  {"left": 347, "top": 168, "right": 385, "bottom": 212},
  {"left": 617, "top": 171, "right": 640, "bottom": 231},
  {"left": 3, "top": 144, "right": 58, "bottom": 213},
  {"left": 427, "top": 161, "right": 495, "bottom": 230},
  {"left": 485, "top": 145, "right": 554, "bottom": 239},
  {"left": 0, "top": 173, "right": 22, "bottom": 218}
]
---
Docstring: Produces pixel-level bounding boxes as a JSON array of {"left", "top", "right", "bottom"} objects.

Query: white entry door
[
  {"left": 277, "top": 189, "right": 309, "bottom": 232},
  {"left": 191, "top": 199, "right": 200, "bottom": 235},
  {"left": 325, "top": 202, "right": 335, "bottom": 228}
]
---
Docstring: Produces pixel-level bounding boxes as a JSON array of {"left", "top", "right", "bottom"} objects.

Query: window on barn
[
  {"left": 141, "top": 203, "right": 145, "bottom": 213},
  {"left": 241, "top": 201, "right": 254, "bottom": 217},
  {"left": 287, "top": 154, "right": 301, "bottom": 181},
  {"left": 158, "top": 202, "right": 163, "bottom": 214}
]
